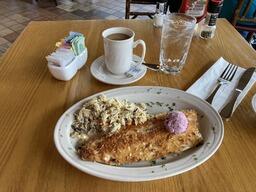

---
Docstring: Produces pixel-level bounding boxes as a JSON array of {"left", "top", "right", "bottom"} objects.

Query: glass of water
[{"left": 160, "top": 13, "right": 196, "bottom": 74}]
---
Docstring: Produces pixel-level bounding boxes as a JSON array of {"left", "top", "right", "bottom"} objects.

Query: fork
[{"left": 206, "top": 63, "right": 238, "bottom": 104}]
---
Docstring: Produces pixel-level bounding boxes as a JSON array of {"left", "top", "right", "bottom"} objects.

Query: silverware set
[
  {"left": 206, "top": 63, "right": 238, "bottom": 104},
  {"left": 219, "top": 67, "right": 255, "bottom": 119},
  {"left": 206, "top": 64, "right": 255, "bottom": 119}
]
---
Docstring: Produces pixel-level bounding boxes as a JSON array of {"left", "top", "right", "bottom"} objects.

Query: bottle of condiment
[
  {"left": 199, "top": 0, "right": 223, "bottom": 39},
  {"left": 179, "top": 0, "right": 208, "bottom": 22},
  {"left": 153, "top": 0, "right": 168, "bottom": 28}
]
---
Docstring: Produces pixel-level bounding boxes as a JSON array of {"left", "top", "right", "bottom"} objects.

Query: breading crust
[{"left": 78, "top": 110, "right": 203, "bottom": 165}]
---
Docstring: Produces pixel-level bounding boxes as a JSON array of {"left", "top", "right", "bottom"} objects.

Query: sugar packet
[
  {"left": 46, "top": 31, "right": 86, "bottom": 67},
  {"left": 46, "top": 48, "right": 75, "bottom": 67},
  {"left": 125, "top": 65, "right": 142, "bottom": 77}
]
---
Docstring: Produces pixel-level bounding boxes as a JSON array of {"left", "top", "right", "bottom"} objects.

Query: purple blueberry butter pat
[{"left": 164, "top": 111, "right": 188, "bottom": 134}]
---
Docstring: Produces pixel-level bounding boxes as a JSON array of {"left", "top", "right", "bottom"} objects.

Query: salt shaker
[{"left": 153, "top": 0, "right": 167, "bottom": 28}]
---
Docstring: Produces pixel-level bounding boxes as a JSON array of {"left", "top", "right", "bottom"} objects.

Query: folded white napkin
[{"left": 186, "top": 57, "right": 256, "bottom": 112}]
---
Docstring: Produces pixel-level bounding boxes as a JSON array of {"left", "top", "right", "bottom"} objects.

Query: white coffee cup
[{"left": 102, "top": 27, "right": 146, "bottom": 75}]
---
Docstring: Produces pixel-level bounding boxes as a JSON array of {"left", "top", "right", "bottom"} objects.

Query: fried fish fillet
[{"left": 78, "top": 109, "right": 203, "bottom": 165}]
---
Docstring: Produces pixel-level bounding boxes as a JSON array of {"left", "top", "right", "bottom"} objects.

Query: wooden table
[{"left": 0, "top": 19, "right": 255, "bottom": 192}]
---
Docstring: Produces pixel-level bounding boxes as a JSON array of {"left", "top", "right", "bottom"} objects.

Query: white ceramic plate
[
  {"left": 90, "top": 55, "right": 147, "bottom": 85},
  {"left": 54, "top": 86, "right": 224, "bottom": 182}
]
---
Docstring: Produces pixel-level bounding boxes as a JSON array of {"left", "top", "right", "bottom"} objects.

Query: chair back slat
[
  {"left": 232, "top": 0, "right": 256, "bottom": 25},
  {"left": 242, "top": 0, "right": 254, "bottom": 18}
]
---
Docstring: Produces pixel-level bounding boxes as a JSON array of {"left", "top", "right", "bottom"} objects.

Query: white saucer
[{"left": 90, "top": 55, "right": 147, "bottom": 85}]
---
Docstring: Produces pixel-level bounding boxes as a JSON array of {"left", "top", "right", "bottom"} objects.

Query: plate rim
[
  {"left": 252, "top": 94, "right": 256, "bottom": 112},
  {"left": 54, "top": 86, "right": 224, "bottom": 182}
]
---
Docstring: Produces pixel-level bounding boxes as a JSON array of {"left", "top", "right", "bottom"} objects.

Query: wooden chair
[
  {"left": 232, "top": 0, "right": 256, "bottom": 41},
  {"left": 125, "top": 0, "right": 158, "bottom": 19}
]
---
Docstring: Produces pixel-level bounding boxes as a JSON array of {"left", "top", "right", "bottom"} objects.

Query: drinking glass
[{"left": 160, "top": 13, "right": 196, "bottom": 74}]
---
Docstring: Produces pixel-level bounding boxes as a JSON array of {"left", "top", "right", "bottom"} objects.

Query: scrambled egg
[{"left": 71, "top": 95, "right": 149, "bottom": 140}]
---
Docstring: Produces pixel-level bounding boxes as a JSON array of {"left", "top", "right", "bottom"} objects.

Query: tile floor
[{"left": 0, "top": 0, "right": 155, "bottom": 57}]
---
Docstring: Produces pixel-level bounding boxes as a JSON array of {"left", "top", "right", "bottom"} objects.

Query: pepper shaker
[{"left": 199, "top": 0, "right": 223, "bottom": 39}]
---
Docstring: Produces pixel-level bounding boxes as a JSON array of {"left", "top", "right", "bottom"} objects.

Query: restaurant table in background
[{"left": 0, "top": 19, "right": 255, "bottom": 192}]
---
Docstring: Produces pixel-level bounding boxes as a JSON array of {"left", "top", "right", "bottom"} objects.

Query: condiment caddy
[
  {"left": 46, "top": 31, "right": 87, "bottom": 81},
  {"left": 47, "top": 49, "right": 88, "bottom": 81}
]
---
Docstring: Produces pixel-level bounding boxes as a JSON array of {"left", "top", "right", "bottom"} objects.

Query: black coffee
[{"left": 107, "top": 33, "right": 131, "bottom": 40}]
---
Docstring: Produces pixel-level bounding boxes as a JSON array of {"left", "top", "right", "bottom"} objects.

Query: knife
[{"left": 220, "top": 67, "right": 256, "bottom": 119}]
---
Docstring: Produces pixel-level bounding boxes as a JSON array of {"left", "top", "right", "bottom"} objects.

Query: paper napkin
[{"left": 186, "top": 57, "right": 256, "bottom": 112}]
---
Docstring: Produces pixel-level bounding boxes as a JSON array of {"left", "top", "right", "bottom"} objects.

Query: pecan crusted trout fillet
[{"left": 78, "top": 110, "right": 203, "bottom": 165}]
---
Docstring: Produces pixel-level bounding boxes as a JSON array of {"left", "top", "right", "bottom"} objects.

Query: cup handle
[{"left": 133, "top": 39, "right": 146, "bottom": 66}]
